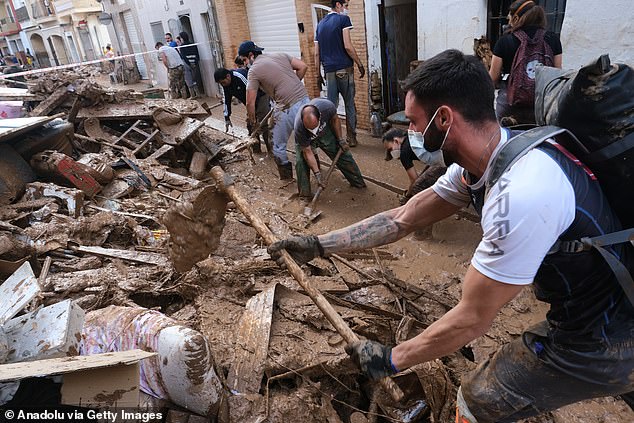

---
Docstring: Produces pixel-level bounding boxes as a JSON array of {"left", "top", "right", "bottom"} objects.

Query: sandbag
[{"left": 80, "top": 306, "right": 224, "bottom": 417}]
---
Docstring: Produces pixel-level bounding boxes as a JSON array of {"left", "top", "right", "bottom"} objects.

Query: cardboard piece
[{"left": 0, "top": 350, "right": 155, "bottom": 408}]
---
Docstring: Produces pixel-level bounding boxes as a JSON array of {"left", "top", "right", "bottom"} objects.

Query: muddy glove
[
  {"left": 338, "top": 139, "right": 350, "bottom": 152},
  {"left": 267, "top": 235, "right": 324, "bottom": 268},
  {"left": 225, "top": 118, "right": 233, "bottom": 132},
  {"left": 345, "top": 340, "right": 398, "bottom": 380},
  {"left": 317, "top": 74, "right": 325, "bottom": 90},
  {"left": 314, "top": 171, "right": 327, "bottom": 189},
  {"left": 357, "top": 64, "right": 366, "bottom": 79},
  {"left": 399, "top": 192, "right": 413, "bottom": 206}
]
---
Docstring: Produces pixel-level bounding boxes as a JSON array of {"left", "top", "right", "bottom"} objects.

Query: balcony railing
[
  {"left": 14, "top": 6, "right": 30, "bottom": 23},
  {"left": 31, "top": 0, "right": 55, "bottom": 20}
]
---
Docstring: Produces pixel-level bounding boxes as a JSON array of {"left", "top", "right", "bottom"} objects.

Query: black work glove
[
  {"left": 338, "top": 139, "right": 350, "bottom": 152},
  {"left": 345, "top": 340, "right": 398, "bottom": 380},
  {"left": 225, "top": 118, "right": 233, "bottom": 132},
  {"left": 267, "top": 235, "right": 324, "bottom": 268},
  {"left": 314, "top": 171, "right": 326, "bottom": 189}
]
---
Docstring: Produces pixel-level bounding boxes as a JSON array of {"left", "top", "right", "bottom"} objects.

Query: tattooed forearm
[{"left": 318, "top": 212, "right": 409, "bottom": 255}]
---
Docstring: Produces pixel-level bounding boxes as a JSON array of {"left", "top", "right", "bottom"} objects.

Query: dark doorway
[
  {"left": 379, "top": 0, "right": 417, "bottom": 116},
  {"left": 488, "top": 0, "right": 567, "bottom": 48},
  {"left": 178, "top": 15, "right": 194, "bottom": 42}
]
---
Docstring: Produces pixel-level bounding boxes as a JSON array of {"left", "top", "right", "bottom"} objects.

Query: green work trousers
[{"left": 295, "top": 126, "right": 365, "bottom": 197}]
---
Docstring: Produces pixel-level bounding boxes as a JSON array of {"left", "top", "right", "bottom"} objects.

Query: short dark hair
[
  {"left": 509, "top": 0, "right": 547, "bottom": 30},
  {"left": 234, "top": 56, "right": 244, "bottom": 66},
  {"left": 155, "top": 42, "right": 163, "bottom": 49},
  {"left": 382, "top": 128, "right": 407, "bottom": 143},
  {"left": 214, "top": 68, "right": 231, "bottom": 82},
  {"left": 401, "top": 49, "right": 496, "bottom": 123},
  {"left": 331, "top": 1, "right": 341, "bottom": 8},
  {"left": 165, "top": 32, "right": 173, "bottom": 38}
]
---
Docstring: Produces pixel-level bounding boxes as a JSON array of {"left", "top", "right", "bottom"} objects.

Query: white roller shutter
[
  {"left": 245, "top": 0, "right": 302, "bottom": 58},
  {"left": 122, "top": 10, "right": 148, "bottom": 79}
]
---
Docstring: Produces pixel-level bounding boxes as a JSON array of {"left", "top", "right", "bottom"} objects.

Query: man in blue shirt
[{"left": 315, "top": 1, "right": 365, "bottom": 147}]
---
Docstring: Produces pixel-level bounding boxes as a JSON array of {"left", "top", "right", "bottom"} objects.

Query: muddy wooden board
[
  {"left": 0, "top": 261, "right": 40, "bottom": 324},
  {"left": 226, "top": 283, "right": 277, "bottom": 394},
  {"left": 253, "top": 276, "right": 349, "bottom": 294},
  {"left": 0, "top": 87, "right": 42, "bottom": 101},
  {"left": 0, "top": 350, "right": 155, "bottom": 382},
  {"left": 0, "top": 115, "right": 61, "bottom": 143},
  {"left": 73, "top": 245, "right": 167, "bottom": 266},
  {"left": 78, "top": 99, "right": 209, "bottom": 120}
]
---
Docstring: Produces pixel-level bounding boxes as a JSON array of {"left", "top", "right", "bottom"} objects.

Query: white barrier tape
[{"left": 0, "top": 42, "right": 207, "bottom": 80}]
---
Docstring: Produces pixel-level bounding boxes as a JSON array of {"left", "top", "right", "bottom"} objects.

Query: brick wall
[
  {"left": 214, "top": 0, "right": 370, "bottom": 130},
  {"left": 294, "top": 0, "right": 330, "bottom": 99},
  {"left": 294, "top": 0, "right": 371, "bottom": 130},
  {"left": 215, "top": 0, "right": 251, "bottom": 67},
  {"left": 347, "top": 0, "right": 370, "bottom": 130}
]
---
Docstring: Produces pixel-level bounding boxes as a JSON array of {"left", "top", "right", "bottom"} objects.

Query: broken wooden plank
[
  {"left": 0, "top": 114, "right": 64, "bottom": 144},
  {"left": 254, "top": 276, "right": 349, "bottom": 294},
  {"left": 29, "top": 85, "right": 70, "bottom": 117},
  {"left": 0, "top": 350, "right": 155, "bottom": 382},
  {"left": 147, "top": 144, "right": 174, "bottom": 161},
  {"left": 0, "top": 262, "right": 40, "bottom": 325},
  {"left": 227, "top": 283, "right": 277, "bottom": 394},
  {"left": 72, "top": 245, "right": 166, "bottom": 265},
  {"left": 0, "top": 87, "right": 42, "bottom": 101},
  {"left": 77, "top": 99, "right": 209, "bottom": 120}
]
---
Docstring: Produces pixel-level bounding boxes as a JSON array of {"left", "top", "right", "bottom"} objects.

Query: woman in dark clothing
[{"left": 489, "top": 0, "right": 562, "bottom": 126}]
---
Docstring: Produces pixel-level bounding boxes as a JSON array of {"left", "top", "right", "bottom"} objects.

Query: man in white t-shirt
[
  {"left": 155, "top": 42, "right": 186, "bottom": 99},
  {"left": 267, "top": 49, "right": 634, "bottom": 421}
]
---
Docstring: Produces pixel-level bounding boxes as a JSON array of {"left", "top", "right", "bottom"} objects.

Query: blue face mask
[{"left": 408, "top": 108, "right": 451, "bottom": 167}]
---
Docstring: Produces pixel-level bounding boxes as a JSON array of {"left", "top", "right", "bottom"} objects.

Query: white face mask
[
  {"left": 342, "top": 8, "right": 349, "bottom": 15},
  {"left": 390, "top": 148, "right": 400, "bottom": 159},
  {"left": 408, "top": 108, "right": 451, "bottom": 167}
]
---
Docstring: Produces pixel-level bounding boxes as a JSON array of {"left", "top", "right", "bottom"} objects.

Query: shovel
[
  {"left": 209, "top": 166, "right": 405, "bottom": 403},
  {"left": 303, "top": 148, "right": 344, "bottom": 220}
]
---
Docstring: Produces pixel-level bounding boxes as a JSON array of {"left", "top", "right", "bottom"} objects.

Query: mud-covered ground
[{"left": 198, "top": 103, "right": 634, "bottom": 422}]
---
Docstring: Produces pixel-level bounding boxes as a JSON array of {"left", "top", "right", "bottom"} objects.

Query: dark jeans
[
  {"left": 295, "top": 126, "right": 365, "bottom": 197},
  {"left": 461, "top": 321, "right": 634, "bottom": 422},
  {"left": 326, "top": 67, "right": 356, "bottom": 135},
  {"left": 495, "top": 85, "right": 536, "bottom": 126}
]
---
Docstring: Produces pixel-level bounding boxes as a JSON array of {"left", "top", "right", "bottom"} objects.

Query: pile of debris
[{"left": 0, "top": 69, "right": 479, "bottom": 422}]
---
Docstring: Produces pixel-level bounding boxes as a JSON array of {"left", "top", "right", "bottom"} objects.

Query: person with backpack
[
  {"left": 267, "top": 49, "right": 634, "bottom": 422},
  {"left": 489, "top": 0, "right": 562, "bottom": 126}
]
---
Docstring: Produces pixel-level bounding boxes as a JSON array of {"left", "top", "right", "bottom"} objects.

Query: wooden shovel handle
[{"left": 210, "top": 166, "right": 405, "bottom": 403}]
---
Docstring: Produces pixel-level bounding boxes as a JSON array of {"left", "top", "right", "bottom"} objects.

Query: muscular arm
[
  {"left": 342, "top": 28, "right": 362, "bottom": 68},
  {"left": 330, "top": 114, "right": 343, "bottom": 141},
  {"left": 160, "top": 52, "right": 169, "bottom": 70},
  {"left": 318, "top": 188, "right": 460, "bottom": 254},
  {"left": 405, "top": 167, "right": 418, "bottom": 187},
  {"left": 291, "top": 57, "right": 308, "bottom": 81},
  {"left": 489, "top": 55, "right": 503, "bottom": 85},
  {"left": 246, "top": 89, "right": 257, "bottom": 123},
  {"left": 553, "top": 54, "right": 563, "bottom": 69},
  {"left": 302, "top": 146, "right": 320, "bottom": 174},
  {"left": 391, "top": 265, "right": 525, "bottom": 369},
  {"left": 314, "top": 42, "right": 321, "bottom": 78}
]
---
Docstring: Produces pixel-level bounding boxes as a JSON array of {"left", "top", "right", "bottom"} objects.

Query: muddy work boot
[
  {"left": 251, "top": 138, "right": 262, "bottom": 153},
  {"left": 346, "top": 125, "right": 358, "bottom": 147},
  {"left": 277, "top": 162, "right": 293, "bottom": 180}
]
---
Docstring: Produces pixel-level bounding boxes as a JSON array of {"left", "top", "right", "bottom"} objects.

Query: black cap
[{"left": 238, "top": 40, "right": 264, "bottom": 57}]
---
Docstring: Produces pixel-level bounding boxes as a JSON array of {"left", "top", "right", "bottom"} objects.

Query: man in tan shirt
[{"left": 239, "top": 41, "right": 310, "bottom": 180}]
